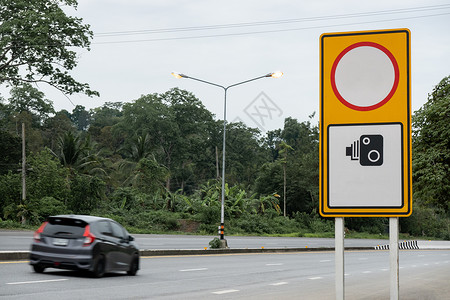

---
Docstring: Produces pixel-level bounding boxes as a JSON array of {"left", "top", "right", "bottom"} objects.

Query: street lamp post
[{"left": 172, "top": 71, "right": 283, "bottom": 247}]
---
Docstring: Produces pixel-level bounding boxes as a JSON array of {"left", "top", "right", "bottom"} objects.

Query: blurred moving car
[{"left": 30, "top": 215, "right": 139, "bottom": 278}]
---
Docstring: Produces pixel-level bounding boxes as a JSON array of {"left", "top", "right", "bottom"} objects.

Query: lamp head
[
  {"left": 171, "top": 72, "right": 188, "bottom": 79},
  {"left": 268, "top": 71, "right": 283, "bottom": 78}
]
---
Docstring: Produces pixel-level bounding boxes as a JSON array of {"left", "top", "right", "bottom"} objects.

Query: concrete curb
[
  {"left": 140, "top": 246, "right": 374, "bottom": 256},
  {"left": 4, "top": 244, "right": 448, "bottom": 261},
  {"left": 1, "top": 247, "right": 372, "bottom": 261},
  {"left": 0, "top": 251, "right": 30, "bottom": 261}
]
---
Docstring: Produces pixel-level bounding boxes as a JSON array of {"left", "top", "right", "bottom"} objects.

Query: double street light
[{"left": 172, "top": 71, "right": 283, "bottom": 247}]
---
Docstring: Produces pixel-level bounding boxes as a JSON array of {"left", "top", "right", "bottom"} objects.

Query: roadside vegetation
[{"left": 0, "top": 1, "right": 448, "bottom": 240}]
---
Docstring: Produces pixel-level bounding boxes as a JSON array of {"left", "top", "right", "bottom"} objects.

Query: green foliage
[
  {"left": 30, "top": 196, "right": 68, "bottom": 223},
  {"left": 345, "top": 217, "right": 388, "bottom": 235},
  {"left": 27, "top": 149, "right": 69, "bottom": 201},
  {"left": 0, "top": 130, "right": 21, "bottom": 175},
  {"left": 400, "top": 204, "right": 449, "bottom": 239},
  {"left": 7, "top": 84, "right": 55, "bottom": 127},
  {"left": 0, "top": 75, "right": 448, "bottom": 239},
  {"left": 68, "top": 174, "right": 105, "bottom": 214},
  {"left": 0, "top": 0, "right": 98, "bottom": 96},
  {"left": 209, "top": 237, "right": 221, "bottom": 249},
  {"left": 412, "top": 75, "right": 450, "bottom": 212},
  {"left": 130, "top": 157, "right": 169, "bottom": 195}
]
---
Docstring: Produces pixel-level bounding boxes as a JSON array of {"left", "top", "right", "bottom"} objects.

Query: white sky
[{"left": 18, "top": 1, "right": 450, "bottom": 132}]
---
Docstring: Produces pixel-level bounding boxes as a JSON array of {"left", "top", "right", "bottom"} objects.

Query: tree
[
  {"left": 7, "top": 83, "right": 55, "bottom": 126},
  {"left": 0, "top": 0, "right": 98, "bottom": 96},
  {"left": 255, "top": 116, "right": 319, "bottom": 216},
  {"left": 70, "top": 105, "right": 90, "bottom": 131},
  {"left": 116, "top": 89, "right": 216, "bottom": 194},
  {"left": 412, "top": 76, "right": 450, "bottom": 212},
  {"left": 0, "top": 130, "right": 21, "bottom": 175},
  {"left": 278, "top": 141, "right": 294, "bottom": 217},
  {"left": 43, "top": 111, "right": 74, "bottom": 151}
]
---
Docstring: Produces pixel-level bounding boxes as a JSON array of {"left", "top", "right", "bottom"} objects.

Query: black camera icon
[{"left": 346, "top": 134, "right": 383, "bottom": 166}]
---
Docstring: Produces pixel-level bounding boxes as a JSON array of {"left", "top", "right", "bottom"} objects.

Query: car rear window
[{"left": 43, "top": 217, "right": 87, "bottom": 236}]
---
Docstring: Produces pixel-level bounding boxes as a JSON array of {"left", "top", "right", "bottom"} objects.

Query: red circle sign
[{"left": 330, "top": 42, "right": 399, "bottom": 111}]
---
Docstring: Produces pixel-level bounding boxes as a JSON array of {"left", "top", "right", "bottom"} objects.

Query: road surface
[{"left": 1, "top": 250, "right": 449, "bottom": 299}]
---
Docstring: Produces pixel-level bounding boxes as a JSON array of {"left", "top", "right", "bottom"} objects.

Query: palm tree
[{"left": 56, "top": 131, "right": 106, "bottom": 177}]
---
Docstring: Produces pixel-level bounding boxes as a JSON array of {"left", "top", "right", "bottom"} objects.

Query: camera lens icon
[{"left": 346, "top": 134, "right": 383, "bottom": 166}]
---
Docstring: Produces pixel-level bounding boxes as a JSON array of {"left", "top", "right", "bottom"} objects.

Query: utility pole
[{"left": 21, "top": 122, "right": 26, "bottom": 224}]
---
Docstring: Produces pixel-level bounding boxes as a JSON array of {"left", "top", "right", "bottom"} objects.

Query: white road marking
[
  {"left": 320, "top": 260, "right": 331, "bottom": 263},
  {"left": 7, "top": 279, "right": 68, "bottom": 285},
  {"left": 381, "top": 268, "right": 389, "bottom": 271},
  {"left": 179, "top": 268, "right": 208, "bottom": 272},
  {"left": 212, "top": 289, "right": 239, "bottom": 295},
  {"left": 363, "top": 271, "right": 372, "bottom": 274},
  {"left": 270, "top": 282, "right": 288, "bottom": 286},
  {"left": 266, "top": 263, "right": 283, "bottom": 266},
  {"left": 308, "top": 277, "right": 323, "bottom": 280}
]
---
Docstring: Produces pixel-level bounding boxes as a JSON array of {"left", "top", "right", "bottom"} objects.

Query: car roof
[{"left": 49, "top": 215, "right": 113, "bottom": 224}]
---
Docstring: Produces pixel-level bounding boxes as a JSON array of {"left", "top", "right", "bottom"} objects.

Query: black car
[{"left": 30, "top": 215, "right": 139, "bottom": 278}]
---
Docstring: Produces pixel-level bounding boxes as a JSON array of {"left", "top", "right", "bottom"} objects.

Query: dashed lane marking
[
  {"left": 7, "top": 279, "right": 68, "bottom": 285},
  {"left": 212, "top": 289, "right": 239, "bottom": 295},
  {"left": 179, "top": 268, "right": 208, "bottom": 272},
  {"left": 270, "top": 282, "right": 288, "bottom": 286}
]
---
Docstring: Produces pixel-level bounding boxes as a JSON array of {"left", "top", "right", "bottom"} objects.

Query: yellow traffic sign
[{"left": 320, "top": 29, "right": 412, "bottom": 217}]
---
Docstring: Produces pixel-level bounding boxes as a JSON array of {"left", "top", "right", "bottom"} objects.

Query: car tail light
[
  {"left": 83, "top": 225, "right": 96, "bottom": 246},
  {"left": 33, "top": 221, "right": 48, "bottom": 242}
]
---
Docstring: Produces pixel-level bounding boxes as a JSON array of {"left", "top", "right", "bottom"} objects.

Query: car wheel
[
  {"left": 127, "top": 255, "right": 139, "bottom": 276},
  {"left": 33, "top": 264, "right": 46, "bottom": 273},
  {"left": 92, "top": 254, "right": 106, "bottom": 278}
]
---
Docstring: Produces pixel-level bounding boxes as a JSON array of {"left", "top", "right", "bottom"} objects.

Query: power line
[
  {"left": 93, "top": 11, "right": 450, "bottom": 45},
  {"left": 93, "top": 4, "right": 450, "bottom": 38}
]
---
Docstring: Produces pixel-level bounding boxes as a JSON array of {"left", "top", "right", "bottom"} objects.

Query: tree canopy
[
  {"left": 0, "top": 0, "right": 97, "bottom": 96},
  {"left": 412, "top": 76, "right": 450, "bottom": 212}
]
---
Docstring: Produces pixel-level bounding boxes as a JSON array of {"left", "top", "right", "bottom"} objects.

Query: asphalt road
[
  {"left": 0, "top": 230, "right": 390, "bottom": 251},
  {"left": 1, "top": 250, "right": 449, "bottom": 299}
]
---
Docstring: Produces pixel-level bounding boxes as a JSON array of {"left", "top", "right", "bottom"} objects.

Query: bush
[
  {"left": 209, "top": 237, "right": 221, "bottom": 249},
  {"left": 400, "top": 205, "right": 450, "bottom": 239},
  {"left": 195, "top": 205, "right": 220, "bottom": 225},
  {"left": 31, "top": 196, "right": 68, "bottom": 223}
]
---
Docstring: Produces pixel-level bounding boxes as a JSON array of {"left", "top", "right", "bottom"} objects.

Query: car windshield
[{"left": 44, "top": 217, "right": 87, "bottom": 237}]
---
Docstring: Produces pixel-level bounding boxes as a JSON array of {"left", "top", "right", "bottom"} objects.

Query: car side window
[
  {"left": 97, "top": 221, "right": 112, "bottom": 236},
  {"left": 110, "top": 221, "right": 125, "bottom": 239}
]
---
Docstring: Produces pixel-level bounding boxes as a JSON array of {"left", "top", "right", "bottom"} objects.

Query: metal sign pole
[
  {"left": 390, "top": 217, "right": 399, "bottom": 300},
  {"left": 335, "top": 217, "right": 345, "bottom": 300}
]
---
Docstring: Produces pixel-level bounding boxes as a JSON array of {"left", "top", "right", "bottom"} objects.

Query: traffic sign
[{"left": 320, "top": 29, "right": 412, "bottom": 217}]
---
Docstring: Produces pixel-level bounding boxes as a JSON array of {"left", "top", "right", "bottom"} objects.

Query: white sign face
[
  {"left": 331, "top": 42, "right": 399, "bottom": 110},
  {"left": 328, "top": 123, "right": 403, "bottom": 208}
]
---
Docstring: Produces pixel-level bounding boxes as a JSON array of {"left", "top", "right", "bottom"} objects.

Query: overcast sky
[{"left": 27, "top": 1, "right": 450, "bottom": 132}]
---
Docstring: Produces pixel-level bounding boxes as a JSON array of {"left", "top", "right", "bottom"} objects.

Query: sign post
[
  {"left": 320, "top": 29, "right": 411, "bottom": 299},
  {"left": 335, "top": 218, "right": 345, "bottom": 300}
]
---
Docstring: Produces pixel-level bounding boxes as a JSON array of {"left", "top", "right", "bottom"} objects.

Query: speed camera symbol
[{"left": 346, "top": 134, "right": 383, "bottom": 166}]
